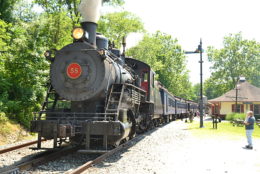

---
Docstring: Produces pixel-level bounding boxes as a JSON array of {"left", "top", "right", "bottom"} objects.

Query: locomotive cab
[{"left": 125, "top": 58, "right": 155, "bottom": 103}]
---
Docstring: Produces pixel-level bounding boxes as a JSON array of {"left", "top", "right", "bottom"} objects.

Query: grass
[
  {"left": 187, "top": 120, "right": 260, "bottom": 140},
  {"left": 0, "top": 113, "right": 36, "bottom": 146},
  {"left": 225, "top": 113, "right": 245, "bottom": 121}
]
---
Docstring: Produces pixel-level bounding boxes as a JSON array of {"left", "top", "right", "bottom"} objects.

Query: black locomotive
[{"left": 30, "top": 0, "right": 198, "bottom": 152}]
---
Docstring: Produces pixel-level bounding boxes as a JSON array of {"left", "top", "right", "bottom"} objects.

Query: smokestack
[{"left": 78, "top": 0, "right": 103, "bottom": 46}]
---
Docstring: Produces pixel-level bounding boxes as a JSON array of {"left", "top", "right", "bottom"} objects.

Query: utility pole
[
  {"left": 198, "top": 39, "right": 204, "bottom": 128},
  {"left": 185, "top": 39, "right": 204, "bottom": 128}
]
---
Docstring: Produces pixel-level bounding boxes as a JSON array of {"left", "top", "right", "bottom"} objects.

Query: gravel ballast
[
  {"left": 0, "top": 140, "right": 54, "bottom": 169},
  {"left": 1, "top": 120, "right": 260, "bottom": 174},
  {"left": 84, "top": 120, "right": 260, "bottom": 174}
]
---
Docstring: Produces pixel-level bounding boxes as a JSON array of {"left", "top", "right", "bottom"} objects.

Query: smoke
[{"left": 79, "top": 0, "right": 103, "bottom": 23}]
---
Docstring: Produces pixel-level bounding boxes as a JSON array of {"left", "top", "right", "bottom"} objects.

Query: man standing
[{"left": 244, "top": 111, "right": 255, "bottom": 149}]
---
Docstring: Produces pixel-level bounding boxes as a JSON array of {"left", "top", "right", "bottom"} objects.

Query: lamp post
[
  {"left": 185, "top": 39, "right": 204, "bottom": 128},
  {"left": 235, "top": 84, "right": 240, "bottom": 113}
]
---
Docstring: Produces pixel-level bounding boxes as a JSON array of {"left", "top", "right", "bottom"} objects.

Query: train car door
[
  {"left": 160, "top": 88, "right": 166, "bottom": 115},
  {"left": 140, "top": 69, "right": 155, "bottom": 103}
]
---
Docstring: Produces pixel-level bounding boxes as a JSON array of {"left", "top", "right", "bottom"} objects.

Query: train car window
[
  {"left": 169, "top": 98, "right": 173, "bottom": 107},
  {"left": 142, "top": 72, "right": 148, "bottom": 82},
  {"left": 141, "top": 71, "right": 148, "bottom": 92}
]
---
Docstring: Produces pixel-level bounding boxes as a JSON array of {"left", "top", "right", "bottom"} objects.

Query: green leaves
[
  {"left": 206, "top": 33, "right": 260, "bottom": 99},
  {"left": 0, "top": 20, "right": 11, "bottom": 51},
  {"left": 0, "top": 0, "right": 18, "bottom": 22},
  {"left": 98, "top": 11, "right": 144, "bottom": 47},
  {"left": 127, "top": 31, "right": 193, "bottom": 98},
  {"left": 103, "top": 0, "right": 125, "bottom": 6}
]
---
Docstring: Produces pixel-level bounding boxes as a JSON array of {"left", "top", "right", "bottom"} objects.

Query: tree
[
  {"left": 0, "top": 19, "right": 11, "bottom": 112},
  {"left": 190, "top": 83, "right": 200, "bottom": 101},
  {"left": 0, "top": 20, "right": 10, "bottom": 51},
  {"left": 127, "top": 31, "right": 193, "bottom": 99},
  {"left": 98, "top": 11, "right": 144, "bottom": 47},
  {"left": 1, "top": 17, "right": 51, "bottom": 127},
  {"left": 35, "top": 0, "right": 125, "bottom": 26},
  {"left": 205, "top": 33, "right": 260, "bottom": 99},
  {"left": 103, "top": 0, "right": 125, "bottom": 6},
  {"left": 0, "top": 0, "right": 18, "bottom": 22},
  {"left": 12, "top": 0, "right": 38, "bottom": 22}
]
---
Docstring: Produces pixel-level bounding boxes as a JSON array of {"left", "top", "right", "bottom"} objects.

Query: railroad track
[
  {"left": 0, "top": 139, "right": 46, "bottom": 155},
  {"left": 1, "top": 130, "right": 154, "bottom": 173},
  {"left": 0, "top": 145, "right": 79, "bottom": 174},
  {"left": 68, "top": 135, "right": 141, "bottom": 174}
]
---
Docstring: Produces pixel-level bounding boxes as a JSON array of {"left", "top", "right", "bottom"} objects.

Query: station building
[{"left": 209, "top": 78, "right": 260, "bottom": 119}]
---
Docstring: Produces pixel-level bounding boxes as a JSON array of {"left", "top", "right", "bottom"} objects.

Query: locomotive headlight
[{"left": 72, "top": 27, "right": 84, "bottom": 40}]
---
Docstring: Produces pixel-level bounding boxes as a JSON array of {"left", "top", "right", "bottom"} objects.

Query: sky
[{"left": 121, "top": 0, "right": 260, "bottom": 84}]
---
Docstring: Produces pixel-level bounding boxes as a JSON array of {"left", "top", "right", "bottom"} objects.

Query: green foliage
[
  {"left": 0, "top": 19, "right": 11, "bottom": 113},
  {"left": 127, "top": 31, "right": 193, "bottom": 99},
  {"left": 34, "top": 0, "right": 125, "bottom": 26},
  {"left": 1, "top": 18, "right": 51, "bottom": 127},
  {"left": 35, "top": 13, "right": 74, "bottom": 49},
  {"left": 0, "top": 19, "right": 11, "bottom": 51},
  {"left": 13, "top": 0, "right": 38, "bottom": 22},
  {"left": 226, "top": 113, "right": 245, "bottom": 121},
  {"left": 0, "top": 0, "right": 18, "bottom": 22},
  {"left": 34, "top": 0, "right": 81, "bottom": 26},
  {"left": 190, "top": 83, "right": 200, "bottom": 101},
  {"left": 0, "top": 112, "right": 8, "bottom": 123},
  {"left": 103, "top": 0, "right": 125, "bottom": 6},
  {"left": 98, "top": 11, "right": 144, "bottom": 47},
  {"left": 205, "top": 33, "right": 260, "bottom": 99}
]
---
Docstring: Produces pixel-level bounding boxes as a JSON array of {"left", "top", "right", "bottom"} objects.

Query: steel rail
[
  {"left": 0, "top": 146, "right": 79, "bottom": 174},
  {"left": 0, "top": 139, "right": 46, "bottom": 155},
  {"left": 68, "top": 136, "right": 140, "bottom": 174}
]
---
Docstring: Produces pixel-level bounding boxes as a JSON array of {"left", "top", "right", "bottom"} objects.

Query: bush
[
  {"left": 226, "top": 112, "right": 245, "bottom": 121},
  {"left": 233, "top": 113, "right": 245, "bottom": 120},
  {"left": 226, "top": 113, "right": 235, "bottom": 120},
  {"left": 0, "top": 112, "right": 8, "bottom": 123}
]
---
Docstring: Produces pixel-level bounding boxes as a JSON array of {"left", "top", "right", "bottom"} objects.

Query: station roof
[{"left": 209, "top": 81, "right": 260, "bottom": 102}]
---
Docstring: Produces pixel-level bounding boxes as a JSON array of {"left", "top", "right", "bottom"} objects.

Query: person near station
[{"left": 244, "top": 111, "right": 255, "bottom": 149}]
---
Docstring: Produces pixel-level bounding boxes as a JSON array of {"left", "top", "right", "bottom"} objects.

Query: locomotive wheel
[
  {"left": 113, "top": 140, "right": 121, "bottom": 147},
  {"left": 153, "top": 119, "right": 158, "bottom": 127}
]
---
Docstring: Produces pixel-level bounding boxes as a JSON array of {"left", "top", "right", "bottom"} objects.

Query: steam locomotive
[{"left": 30, "top": 0, "right": 198, "bottom": 152}]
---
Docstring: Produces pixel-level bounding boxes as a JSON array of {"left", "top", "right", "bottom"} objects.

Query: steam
[{"left": 79, "top": 0, "right": 103, "bottom": 23}]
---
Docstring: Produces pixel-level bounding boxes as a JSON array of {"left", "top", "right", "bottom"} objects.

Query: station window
[
  {"left": 231, "top": 104, "right": 244, "bottom": 113},
  {"left": 254, "top": 104, "right": 260, "bottom": 114}
]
